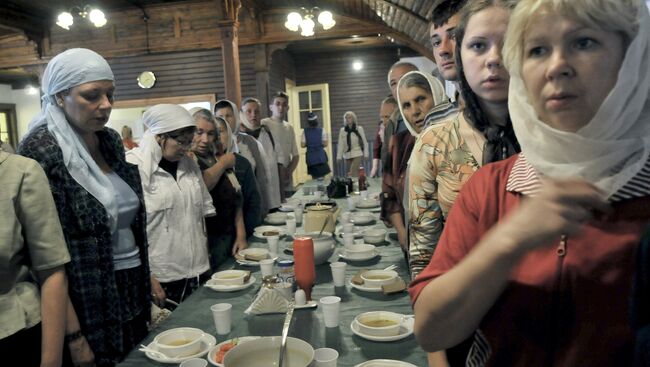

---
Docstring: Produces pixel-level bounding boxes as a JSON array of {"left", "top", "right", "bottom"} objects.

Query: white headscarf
[
  {"left": 508, "top": 1, "right": 650, "bottom": 198},
  {"left": 215, "top": 99, "right": 241, "bottom": 152},
  {"left": 27, "top": 48, "right": 118, "bottom": 231},
  {"left": 214, "top": 116, "right": 241, "bottom": 192},
  {"left": 396, "top": 71, "right": 450, "bottom": 137},
  {"left": 134, "top": 104, "right": 196, "bottom": 186}
]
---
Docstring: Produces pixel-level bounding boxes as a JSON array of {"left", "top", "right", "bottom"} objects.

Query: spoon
[
  {"left": 317, "top": 215, "right": 330, "bottom": 238},
  {"left": 138, "top": 344, "right": 170, "bottom": 360}
]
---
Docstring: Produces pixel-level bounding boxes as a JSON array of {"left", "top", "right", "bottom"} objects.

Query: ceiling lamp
[
  {"left": 56, "top": 5, "right": 107, "bottom": 30},
  {"left": 285, "top": 7, "right": 336, "bottom": 37}
]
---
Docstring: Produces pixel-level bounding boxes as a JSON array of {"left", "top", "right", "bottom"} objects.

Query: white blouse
[{"left": 126, "top": 153, "right": 215, "bottom": 283}]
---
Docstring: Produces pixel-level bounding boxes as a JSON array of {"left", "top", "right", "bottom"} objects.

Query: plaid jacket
[{"left": 18, "top": 125, "right": 151, "bottom": 365}]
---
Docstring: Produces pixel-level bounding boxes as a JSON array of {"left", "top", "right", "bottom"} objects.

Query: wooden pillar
[
  {"left": 218, "top": 21, "right": 242, "bottom": 107},
  {"left": 254, "top": 44, "right": 270, "bottom": 116},
  {"left": 217, "top": 0, "right": 242, "bottom": 107}
]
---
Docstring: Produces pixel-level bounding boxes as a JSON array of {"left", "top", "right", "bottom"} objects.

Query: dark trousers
[
  {"left": 160, "top": 271, "right": 210, "bottom": 307},
  {"left": 1, "top": 323, "right": 41, "bottom": 366}
]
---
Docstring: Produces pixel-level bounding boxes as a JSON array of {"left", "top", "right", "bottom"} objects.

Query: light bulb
[
  {"left": 89, "top": 9, "right": 106, "bottom": 27},
  {"left": 56, "top": 12, "right": 74, "bottom": 30},
  {"left": 25, "top": 85, "right": 38, "bottom": 95},
  {"left": 318, "top": 11, "right": 335, "bottom": 30},
  {"left": 300, "top": 18, "right": 315, "bottom": 37},
  {"left": 352, "top": 60, "right": 363, "bottom": 71},
  {"left": 285, "top": 12, "right": 302, "bottom": 31}
]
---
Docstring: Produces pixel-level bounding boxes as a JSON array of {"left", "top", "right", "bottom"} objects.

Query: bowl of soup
[
  {"left": 362, "top": 228, "right": 387, "bottom": 244},
  {"left": 344, "top": 244, "right": 376, "bottom": 260},
  {"left": 354, "top": 311, "right": 403, "bottom": 337},
  {"left": 211, "top": 270, "right": 249, "bottom": 285},
  {"left": 153, "top": 327, "right": 206, "bottom": 358},
  {"left": 360, "top": 270, "right": 398, "bottom": 288},
  {"left": 223, "top": 336, "right": 314, "bottom": 367}
]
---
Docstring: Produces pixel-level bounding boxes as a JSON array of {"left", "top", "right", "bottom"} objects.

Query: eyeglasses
[{"left": 168, "top": 136, "right": 193, "bottom": 149}]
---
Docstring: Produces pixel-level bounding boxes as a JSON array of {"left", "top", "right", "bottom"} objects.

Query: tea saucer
[
  {"left": 350, "top": 317, "right": 414, "bottom": 342},
  {"left": 339, "top": 249, "right": 380, "bottom": 262},
  {"left": 207, "top": 336, "right": 261, "bottom": 366},
  {"left": 205, "top": 276, "right": 256, "bottom": 292},
  {"left": 354, "top": 360, "right": 418, "bottom": 367},
  {"left": 144, "top": 334, "right": 216, "bottom": 363},
  {"left": 349, "top": 278, "right": 397, "bottom": 293}
]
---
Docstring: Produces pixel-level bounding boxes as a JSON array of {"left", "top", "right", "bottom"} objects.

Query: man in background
[{"left": 261, "top": 91, "right": 299, "bottom": 200}]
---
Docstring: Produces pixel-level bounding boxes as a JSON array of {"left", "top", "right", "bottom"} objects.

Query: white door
[{"left": 287, "top": 81, "right": 333, "bottom": 185}]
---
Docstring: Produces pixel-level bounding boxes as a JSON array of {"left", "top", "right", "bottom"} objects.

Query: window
[{"left": 0, "top": 104, "right": 18, "bottom": 149}]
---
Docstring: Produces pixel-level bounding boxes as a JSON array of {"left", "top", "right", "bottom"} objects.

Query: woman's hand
[
  {"left": 150, "top": 276, "right": 166, "bottom": 308},
  {"left": 496, "top": 178, "right": 610, "bottom": 255},
  {"left": 68, "top": 336, "right": 95, "bottom": 367},
  {"left": 232, "top": 238, "right": 248, "bottom": 255},
  {"left": 218, "top": 153, "right": 236, "bottom": 170}
]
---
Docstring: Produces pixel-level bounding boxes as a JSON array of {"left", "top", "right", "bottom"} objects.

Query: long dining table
[{"left": 117, "top": 177, "right": 428, "bottom": 367}]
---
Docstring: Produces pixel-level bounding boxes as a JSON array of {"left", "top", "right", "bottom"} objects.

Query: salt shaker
[{"left": 294, "top": 288, "right": 307, "bottom": 306}]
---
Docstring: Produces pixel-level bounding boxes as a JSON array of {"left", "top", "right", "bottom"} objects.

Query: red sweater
[{"left": 410, "top": 156, "right": 650, "bottom": 367}]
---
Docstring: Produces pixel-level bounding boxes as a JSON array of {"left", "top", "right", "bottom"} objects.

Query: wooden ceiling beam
[{"left": 0, "top": 6, "right": 45, "bottom": 56}]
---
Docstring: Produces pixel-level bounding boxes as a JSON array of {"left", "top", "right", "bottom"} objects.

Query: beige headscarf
[
  {"left": 396, "top": 71, "right": 451, "bottom": 137},
  {"left": 506, "top": 1, "right": 650, "bottom": 198}
]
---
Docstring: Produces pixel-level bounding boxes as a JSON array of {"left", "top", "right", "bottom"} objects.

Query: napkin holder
[
  {"left": 304, "top": 201, "right": 340, "bottom": 233},
  {"left": 245, "top": 287, "right": 289, "bottom": 315}
]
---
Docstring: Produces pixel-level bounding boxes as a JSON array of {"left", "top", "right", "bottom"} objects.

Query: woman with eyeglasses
[{"left": 126, "top": 104, "right": 215, "bottom": 308}]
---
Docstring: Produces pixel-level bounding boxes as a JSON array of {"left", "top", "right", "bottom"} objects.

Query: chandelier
[
  {"left": 285, "top": 7, "right": 335, "bottom": 37},
  {"left": 56, "top": 5, "right": 107, "bottom": 30}
]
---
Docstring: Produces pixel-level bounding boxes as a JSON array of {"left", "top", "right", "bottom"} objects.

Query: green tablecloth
[{"left": 117, "top": 178, "right": 427, "bottom": 367}]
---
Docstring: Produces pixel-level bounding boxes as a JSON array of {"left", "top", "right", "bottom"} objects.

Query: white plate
[
  {"left": 349, "top": 278, "right": 393, "bottom": 293},
  {"left": 355, "top": 360, "right": 418, "bottom": 367},
  {"left": 207, "top": 336, "right": 261, "bottom": 366},
  {"left": 356, "top": 199, "right": 380, "bottom": 209},
  {"left": 350, "top": 317, "right": 414, "bottom": 342},
  {"left": 253, "top": 225, "right": 286, "bottom": 239},
  {"left": 339, "top": 249, "right": 380, "bottom": 262},
  {"left": 144, "top": 334, "right": 216, "bottom": 364},
  {"left": 295, "top": 300, "right": 318, "bottom": 309},
  {"left": 279, "top": 204, "right": 295, "bottom": 212},
  {"left": 236, "top": 257, "right": 278, "bottom": 267},
  {"left": 350, "top": 213, "right": 375, "bottom": 225},
  {"left": 265, "top": 214, "right": 287, "bottom": 225},
  {"left": 205, "top": 276, "right": 256, "bottom": 292}
]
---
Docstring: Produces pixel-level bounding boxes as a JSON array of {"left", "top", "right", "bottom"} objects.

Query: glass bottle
[{"left": 358, "top": 166, "right": 367, "bottom": 191}]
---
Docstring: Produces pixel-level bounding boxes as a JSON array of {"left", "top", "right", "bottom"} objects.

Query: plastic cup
[
  {"left": 314, "top": 348, "right": 339, "bottom": 367},
  {"left": 340, "top": 211, "right": 351, "bottom": 224},
  {"left": 330, "top": 262, "right": 347, "bottom": 287},
  {"left": 347, "top": 197, "right": 356, "bottom": 211},
  {"left": 260, "top": 258, "right": 275, "bottom": 278},
  {"left": 293, "top": 207, "right": 303, "bottom": 225},
  {"left": 180, "top": 358, "right": 208, "bottom": 367},
  {"left": 343, "top": 223, "right": 354, "bottom": 235},
  {"left": 286, "top": 218, "right": 297, "bottom": 236},
  {"left": 210, "top": 303, "right": 232, "bottom": 335},
  {"left": 320, "top": 296, "right": 341, "bottom": 328},
  {"left": 267, "top": 236, "right": 279, "bottom": 256},
  {"left": 360, "top": 190, "right": 369, "bottom": 200},
  {"left": 342, "top": 233, "right": 354, "bottom": 247}
]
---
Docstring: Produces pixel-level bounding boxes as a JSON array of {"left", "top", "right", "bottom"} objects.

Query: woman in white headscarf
[
  {"left": 410, "top": 0, "right": 650, "bottom": 365},
  {"left": 126, "top": 104, "right": 215, "bottom": 308},
  {"left": 18, "top": 48, "right": 151, "bottom": 366},
  {"left": 191, "top": 108, "right": 262, "bottom": 270},
  {"left": 214, "top": 99, "right": 270, "bottom": 216},
  {"left": 336, "top": 111, "right": 369, "bottom": 177}
]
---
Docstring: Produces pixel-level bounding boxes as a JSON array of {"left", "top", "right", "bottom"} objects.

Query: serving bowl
[
  {"left": 362, "top": 228, "right": 387, "bottom": 244},
  {"left": 354, "top": 311, "right": 403, "bottom": 337},
  {"left": 304, "top": 231, "right": 336, "bottom": 265},
  {"left": 223, "top": 336, "right": 314, "bottom": 367},
  {"left": 153, "top": 327, "right": 206, "bottom": 358},
  {"left": 211, "top": 270, "right": 248, "bottom": 286},
  {"left": 344, "top": 244, "right": 376, "bottom": 260},
  {"left": 360, "top": 269, "right": 398, "bottom": 287}
]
